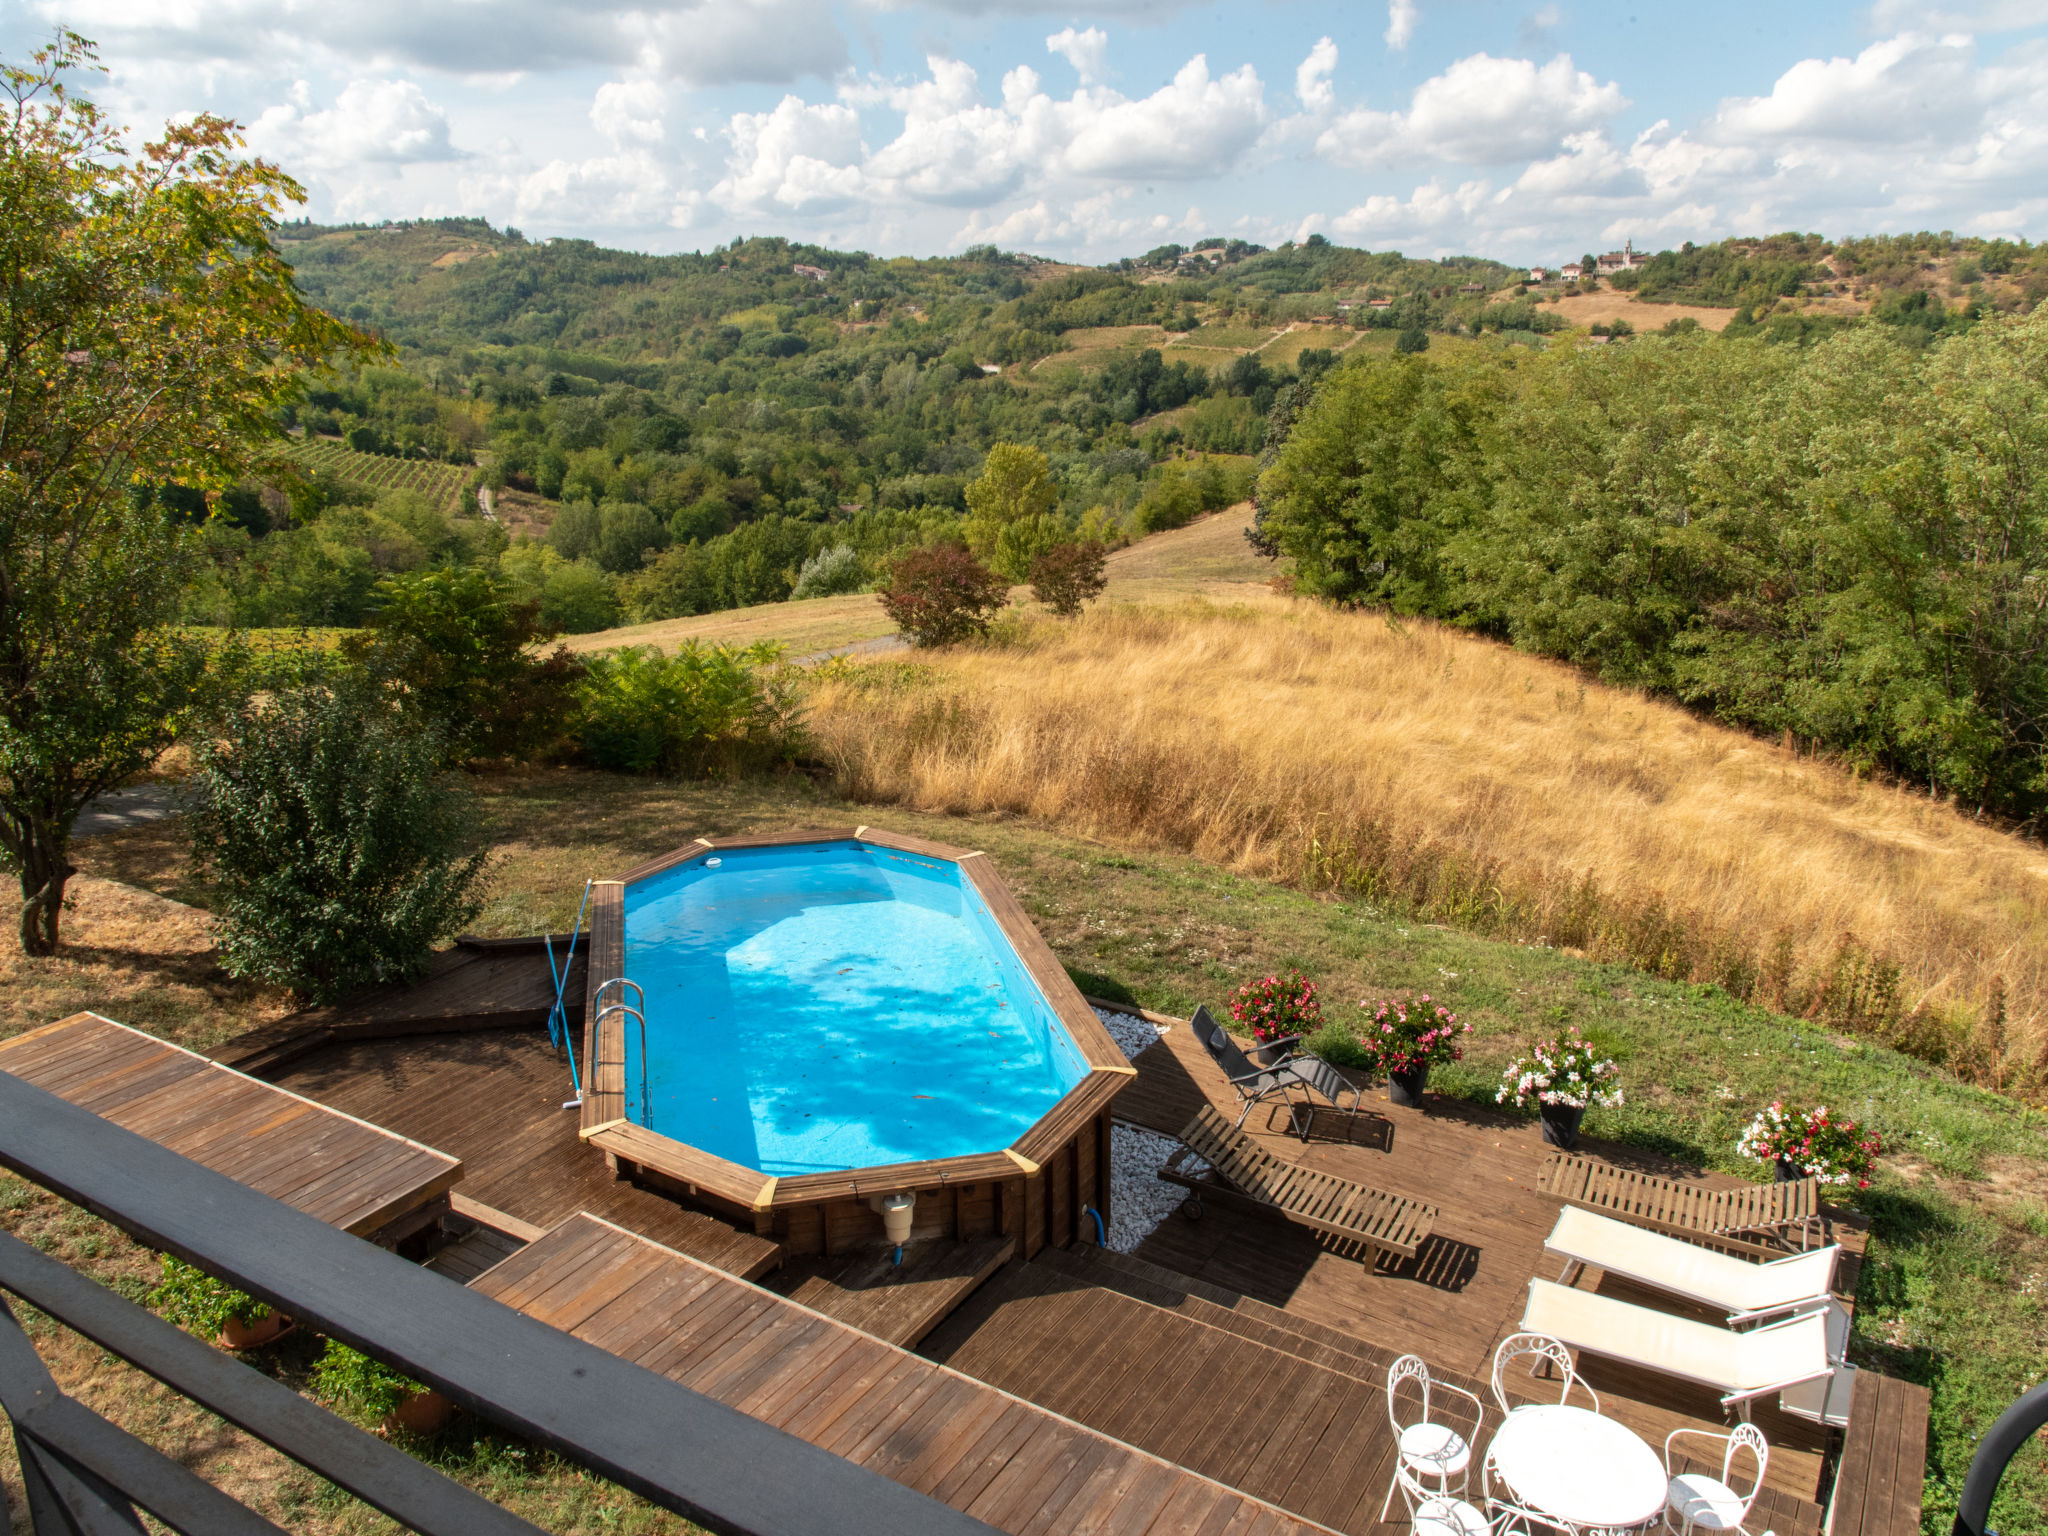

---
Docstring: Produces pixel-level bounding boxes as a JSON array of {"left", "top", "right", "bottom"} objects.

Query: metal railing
[
  {"left": 0, "top": 1070, "right": 993, "bottom": 1536},
  {"left": 1952, "top": 1380, "right": 2048, "bottom": 1536},
  {"left": 595, "top": 975, "right": 651, "bottom": 1129}
]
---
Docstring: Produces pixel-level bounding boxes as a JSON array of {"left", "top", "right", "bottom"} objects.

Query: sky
[{"left": 10, "top": 0, "right": 2048, "bottom": 265}]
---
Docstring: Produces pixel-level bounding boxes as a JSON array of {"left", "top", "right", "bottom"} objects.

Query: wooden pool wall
[{"left": 578, "top": 827, "right": 1134, "bottom": 1257}]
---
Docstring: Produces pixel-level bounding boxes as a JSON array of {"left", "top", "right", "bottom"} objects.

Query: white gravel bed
[
  {"left": 1090, "top": 1004, "right": 1167, "bottom": 1062},
  {"left": 1106, "top": 1122, "right": 1209, "bottom": 1253}
]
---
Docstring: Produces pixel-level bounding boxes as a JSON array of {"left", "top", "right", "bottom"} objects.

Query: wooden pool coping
[{"left": 578, "top": 827, "right": 1133, "bottom": 1213}]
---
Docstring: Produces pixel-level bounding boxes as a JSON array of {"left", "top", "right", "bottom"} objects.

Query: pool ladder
[{"left": 595, "top": 977, "right": 652, "bottom": 1131}]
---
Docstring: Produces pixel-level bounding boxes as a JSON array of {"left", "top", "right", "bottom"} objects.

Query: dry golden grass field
[
  {"left": 556, "top": 507, "right": 1274, "bottom": 659},
  {"left": 1540, "top": 291, "right": 1740, "bottom": 331},
  {"left": 807, "top": 547, "right": 2048, "bottom": 1088}
]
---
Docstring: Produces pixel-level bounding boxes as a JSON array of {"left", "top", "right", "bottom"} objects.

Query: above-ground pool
[
  {"left": 579, "top": 828, "right": 1131, "bottom": 1258},
  {"left": 623, "top": 840, "right": 1089, "bottom": 1175}
]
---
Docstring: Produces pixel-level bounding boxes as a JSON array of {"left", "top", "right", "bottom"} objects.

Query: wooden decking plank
[
  {"left": 2, "top": 1016, "right": 456, "bottom": 1240},
  {"left": 925, "top": 1409, "right": 1051, "bottom": 1508},
  {"left": 1068, "top": 1452, "right": 1182, "bottom": 1536},
  {"left": 734, "top": 1328, "right": 868, "bottom": 1424}
]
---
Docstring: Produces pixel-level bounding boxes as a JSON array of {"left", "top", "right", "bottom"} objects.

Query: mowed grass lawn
[{"left": 18, "top": 768, "right": 2047, "bottom": 1533}]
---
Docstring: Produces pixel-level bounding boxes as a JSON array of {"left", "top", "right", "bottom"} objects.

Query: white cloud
[
  {"left": 1331, "top": 177, "right": 1492, "bottom": 240},
  {"left": 715, "top": 94, "right": 867, "bottom": 212},
  {"left": 23, "top": 0, "right": 847, "bottom": 85},
  {"left": 1385, "top": 0, "right": 1420, "bottom": 51},
  {"left": 590, "top": 79, "right": 666, "bottom": 147},
  {"left": 1296, "top": 36, "right": 1338, "bottom": 111},
  {"left": 514, "top": 149, "right": 700, "bottom": 231},
  {"left": 247, "top": 77, "right": 462, "bottom": 172},
  {"left": 1062, "top": 55, "right": 1268, "bottom": 178},
  {"left": 1867, "top": 1, "right": 2048, "bottom": 28},
  {"left": 1714, "top": 33, "right": 1982, "bottom": 143},
  {"left": 1318, "top": 52, "right": 1626, "bottom": 166},
  {"left": 1046, "top": 26, "right": 1109, "bottom": 86},
  {"left": 799, "top": 48, "right": 1269, "bottom": 216}
]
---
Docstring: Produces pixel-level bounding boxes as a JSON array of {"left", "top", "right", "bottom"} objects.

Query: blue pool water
[{"left": 621, "top": 840, "right": 1089, "bottom": 1176}]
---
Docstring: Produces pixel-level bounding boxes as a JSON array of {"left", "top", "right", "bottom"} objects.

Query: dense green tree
[
  {"left": 962, "top": 442, "right": 1058, "bottom": 562},
  {"left": 0, "top": 34, "right": 369, "bottom": 954}
]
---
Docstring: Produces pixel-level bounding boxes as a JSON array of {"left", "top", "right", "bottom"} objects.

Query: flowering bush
[
  {"left": 1496, "top": 1026, "right": 1623, "bottom": 1110},
  {"left": 1228, "top": 971, "right": 1322, "bottom": 1045},
  {"left": 1738, "top": 1102, "right": 1882, "bottom": 1188},
  {"left": 1359, "top": 995, "right": 1470, "bottom": 1076}
]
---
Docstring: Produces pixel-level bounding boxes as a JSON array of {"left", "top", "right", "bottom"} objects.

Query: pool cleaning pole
[{"left": 550, "top": 882, "right": 592, "bottom": 1109}]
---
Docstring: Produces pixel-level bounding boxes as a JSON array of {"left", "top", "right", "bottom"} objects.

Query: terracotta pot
[
  {"left": 384, "top": 1389, "right": 455, "bottom": 1436},
  {"left": 218, "top": 1311, "right": 294, "bottom": 1350},
  {"left": 1387, "top": 1065, "right": 1430, "bottom": 1109},
  {"left": 1539, "top": 1102, "right": 1586, "bottom": 1150}
]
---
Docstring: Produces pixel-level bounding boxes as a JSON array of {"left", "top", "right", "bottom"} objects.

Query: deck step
[
  {"left": 767, "top": 1235, "right": 1016, "bottom": 1347},
  {"left": 425, "top": 1223, "right": 527, "bottom": 1285},
  {"left": 1041, "top": 1245, "right": 1389, "bottom": 1375},
  {"left": 469, "top": 1213, "right": 1334, "bottom": 1536},
  {"left": 923, "top": 1257, "right": 1829, "bottom": 1536}
]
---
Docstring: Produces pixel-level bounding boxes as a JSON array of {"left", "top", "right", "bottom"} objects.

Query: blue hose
[{"left": 1085, "top": 1206, "right": 1107, "bottom": 1247}]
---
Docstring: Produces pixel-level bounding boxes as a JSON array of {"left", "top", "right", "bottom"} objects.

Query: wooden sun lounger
[
  {"left": 1537, "top": 1152, "right": 1826, "bottom": 1259},
  {"left": 1162, "top": 1105, "right": 1438, "bottom": 1261}
]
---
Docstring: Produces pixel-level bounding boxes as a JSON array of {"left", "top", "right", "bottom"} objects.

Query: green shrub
[
  {"left": 880, "top": 543, "right": 1009, "bottom": 646},
  {"left": 791, "top": 543, "right": 866, "bottom": 599},
  {"left": 149, "top": 1255, "right": 271, "bottom": 1336},
  {"left": 312, "top": 1339, "right": 422, "bottom": 1422},
  {"left": 190, "top": 668, "right": 492, "bottom": 1001},
  {"left": 574, "top": 641, "right": 804, "bottom": 775},
  {"left": 346, "top": 567, "right": 583, "bottom": 761},
  {"left": 1029, "top": 541, "right": 1108, "bottom": 618},
  {"left": 990, "top": 513, "right": 1067, "bottom": 581}
]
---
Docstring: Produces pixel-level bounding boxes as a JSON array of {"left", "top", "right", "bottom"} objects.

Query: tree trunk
[{"left": 17, "top": 827, "right": 71, "bottom": 957}]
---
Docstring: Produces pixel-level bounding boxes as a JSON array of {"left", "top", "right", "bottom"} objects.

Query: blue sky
[{"left": 14, "top": 1, "right": 2048, "bottom": 263}]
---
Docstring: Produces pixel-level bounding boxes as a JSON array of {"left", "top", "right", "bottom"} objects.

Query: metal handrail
[
  {"left": 1953, "top": 1379, "right": 2048, "bottom": 1536},
  {"left": 0, "top": 1070, "right": 995, "bottom": 1536},
  {"left": 595, "top": 976, "right": 651, "bottom": 1129}
]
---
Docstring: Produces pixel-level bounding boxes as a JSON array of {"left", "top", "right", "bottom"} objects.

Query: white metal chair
[
  {"left": 1663, "top": 1424, "right": 1768, "bottom": 1535},
  {"left": 1413, "top": 1493, "right": 1497, "bottom": 1536},
  {"left": 1380, "top": 1354, "right": 1486, "bottom": 1521},
  {"left": 1489, "top": 1331, "right": 1600, "bottom": 1419}
]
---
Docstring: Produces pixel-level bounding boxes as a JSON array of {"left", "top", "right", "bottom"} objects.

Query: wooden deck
[
  {"left": 1109, "top": 1014, "right": 1916, "bottom": 1522},
  {"left": 1827, "top": 1370, "right": 1933, "bottom": 1536},
  {"left": 269, "top": 1030, "right": 781, "bottom": 1281},
  {"left": 214, "top": 934, "right": 587, "bottom": 1077},
  {"left": 770, "top": 1236, "right": 1017, "bottom": 1347},
  {"left": 924, "top": 1249, "right": 1827, "bottom": 1536},
  {"left": 469, "top": 1212, "right": 1338, "bottom": 1536},
  {"left": 0, "top": 1013, "right": 461, "bottom": 1237}
]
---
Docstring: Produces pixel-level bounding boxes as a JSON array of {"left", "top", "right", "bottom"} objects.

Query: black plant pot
[
  {"left": 1775, "top": 1157, "right": 1807, "bottom": 1184},
  {"left": 1388, "top": 1065, "right": 1430, "bottom": 1109},
  {"left": 1539, "top": 1102, "right": 1586, "bottom": 1149}
]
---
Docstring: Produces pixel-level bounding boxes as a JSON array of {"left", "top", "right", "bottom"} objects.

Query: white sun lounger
[
  {"left": 1543, "top": 1206, "right": 1840, "bottom": 1324},
  {"left": 1519, "top": 1278, "right": 1835, "bottom": 1415}
]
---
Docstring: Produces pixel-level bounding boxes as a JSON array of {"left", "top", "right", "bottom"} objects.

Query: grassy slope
[
  {"left": 7, "top": 506, "right": 2046, "bottom": 1531},
  {"left": 553, "top": 505, "right": 1273, "bottom": 658}
]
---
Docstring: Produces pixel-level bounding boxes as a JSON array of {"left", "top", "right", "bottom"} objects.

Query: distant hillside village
[{"left": 1528, "top": 240, "right": 1648, "bottom": 284}]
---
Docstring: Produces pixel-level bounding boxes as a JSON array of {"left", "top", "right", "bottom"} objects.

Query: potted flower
[
  {"left": 1495, "top": 1026, "right": 1623, "bottom": 1148},
  {"left": 1227, "top": 971, "right": 1322, "bottom": 1066},
  {"left": 148, "top": 1255, "right": 294, "bottom": 1350},
  {"left": 1359, "top": 995, "right": 1470, "bottom": 1108},
  {"left": 1738, "top": 1102, "right": 1882, "bottom": 1188}
]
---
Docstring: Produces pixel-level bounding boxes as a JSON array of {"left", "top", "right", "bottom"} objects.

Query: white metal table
[{"left": 1484, "top": 1405, "right": 1668, "bottom": 1533}]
